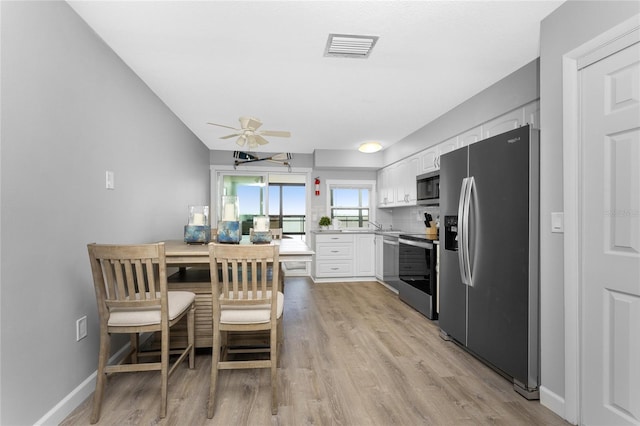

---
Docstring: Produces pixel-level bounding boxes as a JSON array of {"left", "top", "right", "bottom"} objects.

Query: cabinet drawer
[
  {"left": 316, "top": 233, "right": 353, "bottom": 243},
  {"left": 317, "top": 243, "right": 353, "bottom": 258},
  {"left": 316, "top": 260, "right": 353, "bottom": 277}
]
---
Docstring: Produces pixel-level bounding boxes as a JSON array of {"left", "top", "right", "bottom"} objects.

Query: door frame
[
  {"left": 209, "top": 164, "right": 313, "bottom": 233},
  {"left": 561, "top": 14, "right": 639, "bottom": 424}
]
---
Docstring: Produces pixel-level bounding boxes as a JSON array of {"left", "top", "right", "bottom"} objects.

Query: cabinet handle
[{"left": 331, "top": 250, "right": 339, "bottom": 253}]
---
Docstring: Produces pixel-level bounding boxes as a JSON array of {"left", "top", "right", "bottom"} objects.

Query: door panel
[
  {"left": 467, "top": 126, "right": 531, "bottom": 384},
  {"left": 581, "top": 42, "right": 640, "bottom": 425},
  {"left": 438, "top": 146, "right": 469, "bottom": 344}
]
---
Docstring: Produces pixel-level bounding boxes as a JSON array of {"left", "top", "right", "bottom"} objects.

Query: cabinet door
[
  {"left": 419, "top": 147, "right": 439, "bottom": 174},
  {"left": 355, "top": 234, "right": 375, "bottom": 277},
  {"left": 458, "top": 126, "right": 482, "bottom": 147},
  {"left": 482, "top": 108, "right": 525, "bottom": 139},
  {"left": 379, "top": 166, "right": 395, "bottom": 207},
  {"left": 375, "top": 235, "right": 383, "bottom": 280},
  {"left": 403, "top": 156, "right": 419, "bottom": 204}
]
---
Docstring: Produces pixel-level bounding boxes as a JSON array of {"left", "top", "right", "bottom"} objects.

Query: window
[
  {"left": 327, "top": 180, "right": 375, "bottom": 229},
  {"left": 216, "top": 171, "right": 307, "bottom": 237},
  {"left": 269, "top": 183, "right": 306, "bottom": 235}
]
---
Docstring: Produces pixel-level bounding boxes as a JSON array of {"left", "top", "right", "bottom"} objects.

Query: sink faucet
[{"left": 368, "top": 221, "right": 383, "bottom": 231}]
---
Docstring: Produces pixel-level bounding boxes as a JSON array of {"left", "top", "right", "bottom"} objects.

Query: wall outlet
[{"left": 76, "top": 316, "right": 88, "bottom": 341}]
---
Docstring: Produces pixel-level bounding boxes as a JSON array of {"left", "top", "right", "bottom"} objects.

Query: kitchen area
[{"left": 309, "top": 99, "right": 541, "bottom": 400}]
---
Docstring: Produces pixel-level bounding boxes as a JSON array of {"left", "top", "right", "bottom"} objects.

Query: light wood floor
[{"left": 62, "top": 278, "right": 567, "bottom": 425}]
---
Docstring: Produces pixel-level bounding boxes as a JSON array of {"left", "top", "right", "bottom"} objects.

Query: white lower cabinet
[
  {"left": 313, "top": 232, "right": 376, "bottom": 281},
  {"left": 355, "top": 234, "right": 375, "bottom": 277}
]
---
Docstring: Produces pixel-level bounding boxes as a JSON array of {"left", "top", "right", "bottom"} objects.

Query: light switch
[
  {"left": 551, "top": 212, "right": 564, "bottom": 233},
  {"left": 105, "top": 171, "right": 115, "bottom": 190}
]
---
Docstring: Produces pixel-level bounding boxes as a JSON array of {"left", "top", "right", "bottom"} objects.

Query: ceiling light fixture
[
  {"left": 324, "top": 34, "right": 379, "bottom": 58},
  {"left": 358, "top": 141, "right": 382, "bottom": 153}
]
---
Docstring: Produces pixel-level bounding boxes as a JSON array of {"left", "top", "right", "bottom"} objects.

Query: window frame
[{"left": 325, "top": 179, "right": 377, "bottom": 228}]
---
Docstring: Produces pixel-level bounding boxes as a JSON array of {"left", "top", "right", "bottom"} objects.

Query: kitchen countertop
[{"left": 311, "top": 229, "right": 403, "bottom": 236}]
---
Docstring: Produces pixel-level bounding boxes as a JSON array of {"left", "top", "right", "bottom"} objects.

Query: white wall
[
  {"left": 538, "top": 0, "right": 640, "bottom": 417},
  {"left": 0, "top": 1, "right": 210, "bottom": 424}
]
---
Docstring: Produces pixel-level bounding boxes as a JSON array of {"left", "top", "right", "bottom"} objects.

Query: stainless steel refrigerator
[{"left": 439, "top": 125, "right": 540, "bottom": 399}]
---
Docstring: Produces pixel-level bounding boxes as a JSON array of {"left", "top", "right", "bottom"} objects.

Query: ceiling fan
[{"left": 207, "top": 116, "right": 291, "bottom": 149}]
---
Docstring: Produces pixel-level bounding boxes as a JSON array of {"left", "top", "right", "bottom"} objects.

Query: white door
[{"left": 581, "top": 41, "right": 640, "bottom": 425}]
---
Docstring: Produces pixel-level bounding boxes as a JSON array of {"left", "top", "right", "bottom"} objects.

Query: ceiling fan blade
[
  {"left": 239, "top": 116, "right": 262, "bottom": 131},
  {"left": 207, "top": 122, "right": 240, "bottom": 131},
  {"left": 220, "top": 133, "right": 241, "bottom": 139},
  {"left": 254, "top": 135, "right": 270, "bottom": 145},
  {"left": 259, "top": 130, "right": 291, "bottom": 138}
]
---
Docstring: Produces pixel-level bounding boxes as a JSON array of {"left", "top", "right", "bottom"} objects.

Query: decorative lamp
[
  {"left": 251, "top": 216, "right": 272, "bottom": 244},
  {"left": 184, "top": 205, "right": 211, "bottom": 244},
  {"left": 217, "top": 196, "right": 240, "bottom": 243}
]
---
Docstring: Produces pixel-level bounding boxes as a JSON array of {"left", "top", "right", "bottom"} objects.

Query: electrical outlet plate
[{"left": 76, "top": 316, "right": 88, "bottom": 341}]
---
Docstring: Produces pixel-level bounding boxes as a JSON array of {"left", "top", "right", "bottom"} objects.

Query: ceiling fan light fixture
[{"left": 358, "top": 141, "right": 382, "bottom": 153}]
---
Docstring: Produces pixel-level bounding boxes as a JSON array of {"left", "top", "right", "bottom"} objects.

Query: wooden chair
[
  {"left": 87, "top": 243, "right": 196, "bottom": 423},
  {"left": 270, "top": 228, "right": 283, "bottom": 239},
  {"left": 249, "top": 227, "right": 283, "bottom": 240},
  {"left": 249, "top": 228, "right": 284, "bottom": 290},
  {"left": 207, "top": 243, "right": 282, "bottom": 417}
]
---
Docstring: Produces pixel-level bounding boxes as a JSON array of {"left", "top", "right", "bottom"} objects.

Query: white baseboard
[
  {"left": 539, "top": 385, "right": 568, "bottom": 423},
  {"left": 34, "top": 344, "right": 131, "bottom": 426}
]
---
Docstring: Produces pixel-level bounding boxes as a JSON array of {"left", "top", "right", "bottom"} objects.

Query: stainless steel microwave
[{"left": 416, "top": 171, "right": 439, "bottom": 205}]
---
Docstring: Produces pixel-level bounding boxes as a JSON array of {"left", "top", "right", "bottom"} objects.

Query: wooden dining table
[
  {"left": 158, "top": 238, "right": 314, "bottom": 348},
  {"left": 162, "top": 238, "right": 314, "bottom": 266}
]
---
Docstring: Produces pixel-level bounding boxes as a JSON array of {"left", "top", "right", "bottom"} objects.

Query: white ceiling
[{"left": 67, "top": 1, "right": 563, "bottom": 154}]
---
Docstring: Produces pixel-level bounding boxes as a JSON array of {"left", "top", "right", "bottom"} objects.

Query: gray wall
[
  {"left": 385, "top": 59, "right": 540, "bottom": 165},
  {"left": 538, "top": 0, "right": 639, "bottom": 410},
  {"left": 0, "top": 1, "right": 210, "bottom": 424}
]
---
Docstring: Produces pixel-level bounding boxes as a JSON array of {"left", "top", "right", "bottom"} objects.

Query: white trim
[
  {"left": 561, "top": 13, "right": 640, "bottom": 426},
  {"left": 34, "top": 344, "right": 132, "bottom": 426},
  {"left": 540, "top": 386, "right": 566, "bottom": 420},
  {"left": 325, "top": 179, "right": 378, "bottom": 224},
  {"left": 209, "top": 164, "right": 312, "bottom": 233}
]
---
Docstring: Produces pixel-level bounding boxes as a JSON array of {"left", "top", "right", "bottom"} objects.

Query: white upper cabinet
[
  {"left": 378, "top": 157, "right": 418, "bottom": 207},
  {"left": 419, "top": 147, "right": 439, "bottom": 174},
  {"left": 378, "top": 101, "right": 539, "bottom": 208},
  {"left": 458, "top": 125, "right": 482, "bottom": 148},
  {"left": 397, "top": 156, "right": 418, "bottom": 205},
  {"left": 482, "top": 108, "right": 526, "bottom": 139},
  {"left": 377, "top": 167, "right": 394, "bottom": 207}
]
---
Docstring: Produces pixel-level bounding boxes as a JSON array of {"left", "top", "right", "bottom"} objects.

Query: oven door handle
[{"left": 398, "top": 239, "right": 433, "bottom": 249}]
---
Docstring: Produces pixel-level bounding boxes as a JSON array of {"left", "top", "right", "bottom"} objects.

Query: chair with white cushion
[
  {"left": 87, "top": 242, "right": 195, "bottom": 423},
  {"left": 207, "top": 243, "right": 283, "bottom": 417}
]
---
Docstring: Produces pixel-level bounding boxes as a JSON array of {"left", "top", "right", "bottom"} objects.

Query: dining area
[{"left": 84, "top": 227, "right": 314, "bottom": 423}]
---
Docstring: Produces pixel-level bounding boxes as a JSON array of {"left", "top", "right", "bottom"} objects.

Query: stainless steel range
[{"left": 397, "top": 234, "right": 437, "bottom": 319}]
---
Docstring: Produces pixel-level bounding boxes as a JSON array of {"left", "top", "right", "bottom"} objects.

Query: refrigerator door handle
[
  {"left": 457, "top": 178, "right": 469, "bottom": 285},
  {"left": 463, "top": 177, "right": 475, "bottom": 287}
]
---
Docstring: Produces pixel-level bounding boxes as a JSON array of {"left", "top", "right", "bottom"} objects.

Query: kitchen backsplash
[{"left": 390, "top": 205, "right": 441, "bottom": 234}]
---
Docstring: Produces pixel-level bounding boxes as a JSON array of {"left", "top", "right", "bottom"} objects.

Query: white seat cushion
[
  {"left": 108, "top": 291, "right": 195, "bottom": 327},
  {"left": 220, "top": 291, "right": 284, "bottom": 325}
]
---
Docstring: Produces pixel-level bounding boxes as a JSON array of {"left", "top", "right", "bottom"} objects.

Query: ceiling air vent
[{"left": 324, "top": 34, "right": 379, "bottom": 59}]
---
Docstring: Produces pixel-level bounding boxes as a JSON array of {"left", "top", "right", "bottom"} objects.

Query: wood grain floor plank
[{"left": 61, "top": 278, "right": 567, "bottom": 426}]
